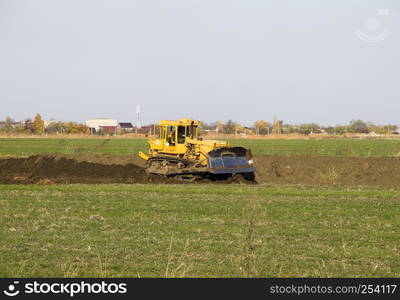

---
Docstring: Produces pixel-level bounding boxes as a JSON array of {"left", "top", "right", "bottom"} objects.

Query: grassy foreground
[
  {"left": 1, "top": 138, "right": 400, "bottom": 156},
  {"left": 1, "top": 184, "right": 399, "bottom": 277}
]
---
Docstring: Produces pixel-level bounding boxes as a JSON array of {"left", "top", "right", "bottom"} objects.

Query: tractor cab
[{"left": 146, "top": 119, "right": 201, "bottom": 156}]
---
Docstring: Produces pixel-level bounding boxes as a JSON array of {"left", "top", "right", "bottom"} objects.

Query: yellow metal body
[{"left": 140, "top": 118, "right": 228, "bottom": 167}]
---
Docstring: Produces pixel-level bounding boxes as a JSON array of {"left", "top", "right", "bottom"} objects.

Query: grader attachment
[{"left": 207, "top": 147, "right": 254, "bottom": 174}]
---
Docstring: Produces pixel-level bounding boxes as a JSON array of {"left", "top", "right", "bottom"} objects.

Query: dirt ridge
[{"left": 1, "top": 153, "right": 400, "bottom": 187}]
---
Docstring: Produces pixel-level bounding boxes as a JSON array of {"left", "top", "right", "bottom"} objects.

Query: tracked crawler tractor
[{"left": 138, "top": 119, "right": 255, "bottom": 181}]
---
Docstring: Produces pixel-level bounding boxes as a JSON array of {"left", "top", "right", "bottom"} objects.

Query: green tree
[
  {"left": 45, "top": 121, "right": 65, "bottom": 134},
  {"left": 24, "top": 118, "right": 34, "bottom": 133},
  {"left": 272, "top": 119, "right": 282, "bottom": 134},
  {"left": 215, "top": 121, "right": 223, "bottom": 134},
  {"left": 384, "top": 124, "right": 397, "bottom": 135},
  {"left": 299, "top": 123, "right": 321, "bottom": 135},
  {"left": 334, "top": 125, "right": 347, "bottom": 135},
  {"left": 33, "top": 113, "right": 44, "bottom": 134},
  {"left": 350, "top": 120, "right": 369, "bottom": 134},
  {"left": 253, "top": 120, "right": 270, "bottom": 135},
  {"left": 323, "top": 126, "right": 335, "bottom": 135},
  {"left": 222, "top": 120, "right": 237, "bottom": 134},
  {"left": 282, "top": 124, "right": 299, "bottom": 134},
  {"left": 2, "top": 116, "right": 14, "bottom": 133},
  {"left": 63, "top": 122, "right": 88, "bottom": 134}
]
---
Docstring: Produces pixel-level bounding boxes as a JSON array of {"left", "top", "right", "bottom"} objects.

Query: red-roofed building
[{"left": 99, "top": 126, "right": 117, "bottom": 134}]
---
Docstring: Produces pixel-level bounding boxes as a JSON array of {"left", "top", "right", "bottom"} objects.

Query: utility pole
[{"left": 136, "top": 105, "right": 140, "bottom": 134}]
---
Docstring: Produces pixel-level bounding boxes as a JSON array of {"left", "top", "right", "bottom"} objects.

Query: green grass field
[
  {"left": 1, "top": 184, "right": 399, "bottom": 277},
  {"left": 1, "top": 137, "right": 400, "bottom": 156},
  {"left": 1, "top": 138, "right": 400, "bottom": 277}
]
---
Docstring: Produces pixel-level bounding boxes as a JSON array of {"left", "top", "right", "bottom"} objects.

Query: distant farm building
[
  {"left": 86, "top": 119, "right": 118, "bottom": 135},
  {"left": 118, "top": 122, "right": 134, "bottom": 133},
  {"left": 392, "top": 129, "right": 400, "bottom": 135}
]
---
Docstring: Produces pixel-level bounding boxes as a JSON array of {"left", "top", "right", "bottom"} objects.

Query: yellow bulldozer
[{"left": 139, "top": 118, "right": 255, "bottom": 181}]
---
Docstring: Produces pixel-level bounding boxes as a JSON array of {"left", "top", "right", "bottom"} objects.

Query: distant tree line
[
  {"left": 0, "top": 115, "right": 398, "bottom": 136},
  {"left": 199, "top": 119, "right": 399, "bottom": 135},
  {"left": 0, "top": 114, "right": 88, "bottom": 134}
]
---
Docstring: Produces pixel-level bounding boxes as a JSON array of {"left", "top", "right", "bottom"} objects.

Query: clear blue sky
[{"left": 0, "top": 0, "right": 399, "bottom": 126}]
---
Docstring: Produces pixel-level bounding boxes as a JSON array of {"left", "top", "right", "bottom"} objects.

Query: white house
[{"left": 86, "top": 119, "right": 118, "bottom": 134}]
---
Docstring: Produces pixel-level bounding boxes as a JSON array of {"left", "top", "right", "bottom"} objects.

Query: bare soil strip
[
  {"left": 253, "top": 155, "right": 400, "bottom": 187},
  {"left": 1, "top": 153, "right": 400, "bottom": 187}
]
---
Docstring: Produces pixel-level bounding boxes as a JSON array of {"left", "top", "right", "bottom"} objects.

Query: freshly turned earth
[{"left": 1, "top": 153, "right": 400, "bottom": 187}]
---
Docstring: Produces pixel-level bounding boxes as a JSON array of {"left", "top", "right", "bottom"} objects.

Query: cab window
[
  {"left": 177, "top": 126, "right": 186, "bottom": 143},
  {"left": 167, "top": 126, "right": 176, "bottom": 145}
]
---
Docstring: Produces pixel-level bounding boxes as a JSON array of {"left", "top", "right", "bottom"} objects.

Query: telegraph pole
[{"left": 136, "top": 105, "right": 140, "bottom": 134}]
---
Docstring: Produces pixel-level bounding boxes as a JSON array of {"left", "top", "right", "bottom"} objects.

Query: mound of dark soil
[
  {"left": 0, "top": 154, "right": 254, "bottom": 185},
  {"left": 45, "top": 153, "right": 146, "bottom": 167},
  {"left": 0, "top": 154, "right": 167, "bottom": 184},
  {"left": 2, "top": 153, "right": 399, "bottom": 187},
  {"left": 254, "top": 154, "right": 400, "bottom": 187}
]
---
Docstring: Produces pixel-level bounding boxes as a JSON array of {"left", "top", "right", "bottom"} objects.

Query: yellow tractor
[{"left": 139, "top": 119, "right": 255, "bottom": 181}]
